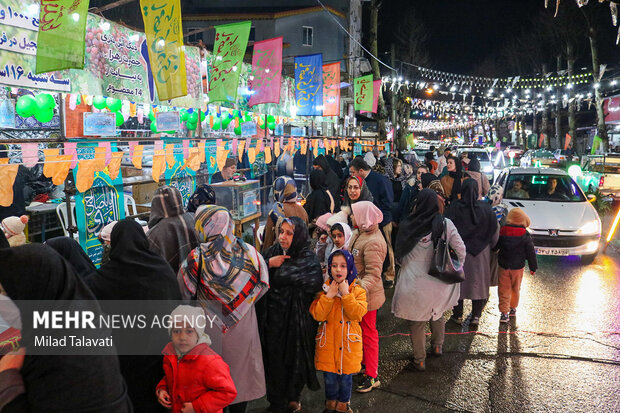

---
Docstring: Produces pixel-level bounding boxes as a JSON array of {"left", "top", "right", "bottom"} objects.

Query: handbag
[{"left": 428, "top": 218, "right": 465, "bottom": 284}]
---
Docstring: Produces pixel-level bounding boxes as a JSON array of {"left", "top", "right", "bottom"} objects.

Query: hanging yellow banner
[{"left": 140, "top": 0, "right": 187, "bottom": 100}]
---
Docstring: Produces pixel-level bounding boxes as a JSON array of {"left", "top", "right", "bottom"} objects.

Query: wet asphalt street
[{"left": 249, "top": 228, "right": 620, "bottom": 412}]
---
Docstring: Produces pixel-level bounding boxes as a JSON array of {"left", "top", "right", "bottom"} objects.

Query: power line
[{"left": 314, "top": 0, "right": 397, "bottom": 73}]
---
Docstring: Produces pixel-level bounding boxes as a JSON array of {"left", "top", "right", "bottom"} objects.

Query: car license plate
[{"left": 535, "top": 248, "right": 570, "bottom": 256}]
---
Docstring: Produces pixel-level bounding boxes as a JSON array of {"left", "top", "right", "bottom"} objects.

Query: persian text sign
[
  {"left": 295, "top": 54, "right": 323, "bottom": 116},
  {"left": 36, "top": 0, "right": 89, "bottom": 73},
  {"left": 209, "top": 21, "right": 251, "bottom": 103},
  {"left": 156, "top": 111, "right": 180, "bottom": 131},
  {"left": 354, "top": 75, "right": 373, "bottom": 112},
  {"left": 83, "top": 112, "right": 116, "bottom": 136},
  {"left": 248, "top": 36, "right": 282, "bottom": 106},
  {"left": 141, "top": 0, "right": 187, "bottom": 101},
  {"left": 322, "top": 62, "right": 340, "bottom": 116}
]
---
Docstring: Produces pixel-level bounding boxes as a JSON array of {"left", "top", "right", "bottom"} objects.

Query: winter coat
[
  {"left": 258, "top": 239, "right": 323, "bottom": 393},
  {"left": 348, "top": 227, "right": 387, "bottom": 311},
  {"left": 157, "top": 343, "right": 237, "bottom": 413},
  {"left": 310, "top": 280, "right": 367, "bottom": 375},
  {"left": 440, "top": 175, "right": 466, "bottom": 201},
  {"left": 364, "top": 171, "right": 394, "bottom": 226},
  {"left": 392, "top": 219, "right": 466, "bottom": 322},
  {"left": 466, "top": 171, "right": 490, "bottom": 199},
  {"left": 494, "top": 225, "right": 538, "bottom": 272}
]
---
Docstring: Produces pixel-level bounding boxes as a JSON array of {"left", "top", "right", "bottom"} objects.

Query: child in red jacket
[{"left": 156, "top": 305, "right": 237, "bottom": 413}]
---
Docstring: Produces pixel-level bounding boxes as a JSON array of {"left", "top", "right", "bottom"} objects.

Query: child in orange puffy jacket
[
  {"left": 310, "top": 250, "right": 367, "bottom": 413},
  {"left": 156, "top": 305, "right": 237, "bottom": 413}
]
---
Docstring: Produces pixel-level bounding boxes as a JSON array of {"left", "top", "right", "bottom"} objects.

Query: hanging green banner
[
  {"left": 354, "top": 75, "right": 373, "bottom": 112},
  {"left": 208, "top": 21, "right": 251, "bottom": 103},
  {"left": 36, "top": 0, "right": 89, "bottom": 73}
]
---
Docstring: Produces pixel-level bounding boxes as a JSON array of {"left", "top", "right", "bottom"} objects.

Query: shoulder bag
[{"left": 428, "top": 218, "right": 465, "bottom": 284}]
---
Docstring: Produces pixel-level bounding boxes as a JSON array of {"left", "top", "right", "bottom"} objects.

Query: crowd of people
[{"left": 0, "top": 146, "right": 538, "bottom": 413}]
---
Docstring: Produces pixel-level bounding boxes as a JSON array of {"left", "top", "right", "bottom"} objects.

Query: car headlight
[
  {"left": 483, "top": 165, "right": 493, "bottom": 173},
  {"left": 577, "top": 220, "right": 600, "bottom": 235}
]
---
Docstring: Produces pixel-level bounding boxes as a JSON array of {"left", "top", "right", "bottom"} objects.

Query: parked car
[
  {"left": 573, "top": 154, "right": 620, "bottom": 199},
  {"left": 456, "top": 148, "right": 495, "bottom": 183},
  {"left": 520, "top": 149, "right": 558, "bottom": 168},
  {"left": 553, "top": 149, "right": 577, "bottom": 166},
  {"left": 495, "top": 167, "right": 601, "bottom": 263}
]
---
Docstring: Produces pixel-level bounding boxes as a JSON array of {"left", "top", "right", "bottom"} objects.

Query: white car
[
  {"left": 456, "top": 148, "right": 496, "bottom": 183},
  {"left": 495, "top": 167, "right": 601, "bottom": 263}
]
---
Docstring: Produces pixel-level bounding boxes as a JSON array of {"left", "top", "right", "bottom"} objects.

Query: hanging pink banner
[
  {"left": 248, "top": 37, "right": 283, "bottom": 107},
  {"left": 232, "top": 138, "right": 238, "bottom": 154},
  {"left": 137, "top": 108, "right": 144, "bottom": 124},
  {"left": 64, "top": 142, "right": 78, "bottom": 169},
  {"left": 182, "top": 140, "right": 190, "bottom": 158},
  {"left": 21, "top": 143, "right": 39, "bottom": 168},
  {"left": 129, "top": 141, "right": 137, "bottom": 158},
  {"left": 98, "top": 141, "right": 112, "bottom": 166},
  {"left": 154, "top": 141, "right": 164, "bottom": 151},
  {"left": 361, "top": 80, "right": 381, "bottom": 114}
]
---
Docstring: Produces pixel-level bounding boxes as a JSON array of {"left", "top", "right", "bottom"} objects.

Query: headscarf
[
  {"left": 148, "top": 186, "right": 185, "bottom": 228},
  {"left": 316, "top": 213, "right": 333, "bottom": 231},
  {"left": 0, "top": 244, "right": 132, "bottom": 412},
  {"left": 182, "top": 206, "right": 268, "bottom": 331},
  {"left": 46, "top": 236, "right": 97, "bottom": 279},
  {"left": 363, "top": 152, "right": 376, "bottom": 168},
  {"left": 343, "top": 175, "right": 373, "bottom": 207},
  {"left": 487, "top": 184, "right": 504, "bottom": 206},
  {"left": 327, "top": 249, "right": 357, "bottom": 284},
  {"left": 401, "top": 163, "right": 414, "bottom": 184},
  {"left": 168, "top": 305, "right": 212, "bottom": 349},
  {"left": 384, "top": 157, "right": 400, "bottom": 181},
  {"left": 395, "top": 189, "right": 444, "bottom": 260},
  {"left": 447, "top": 155, "right": 464, "bottom": 199},
  {"left": 445, "top": 179, "right": 498, "bottom": 256},
  {"left": 428, "top": 180, "right": 447, "bottom": 199},
  {"left": 273, "top": 175, "right": 298, "bottom": 203},
  {"left": 330, "top": 222, "right": 352, "bottom": 251},
  {"left": 305, "top": 169, "right": 333, "bottom": 221},
  {"left": 89, "top": 218, "right": 181, "bottom": 300},
  {"left": 146, "top": 185, "right": 200, "bottom": 273},
  {"left": 268, "top": 202, "right": 286, "bottom": 229},
  {"left": 421, "top": 172, "right": 439, "bottom": 189},
  {"left": 351, "top": 201, "right": 383, "bottom": 231},
  {"left": 278, "top": 216, "right": 311, "bottom": 258},
  {"left": 325, "top": 155, "right": 344, "bottom": 179},
  {"left": 506, "top": 208, "right": 531, "bottom": 228},
  {"left": 187, "top": 184, "right": 216, "bottom": 213},
  {"left": 468, "top": 156, "right": 481, "bottom": 173}
]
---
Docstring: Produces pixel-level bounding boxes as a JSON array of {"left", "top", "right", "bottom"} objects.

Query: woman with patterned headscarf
[
  {"left": 187, "top": 184, "right": 216, "bottom": 214},
  {"left": 178, "top": 205, "right": 269, "bottom": 413},
  {"left": 259, "top": 216, "right": 323, "bottom": 413},
  {"left": 261, "top": 176, "right": 308, "bottom": 254}
]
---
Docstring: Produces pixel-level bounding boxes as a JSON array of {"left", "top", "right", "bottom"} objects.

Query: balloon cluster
[
  {"left": 92, "top": 96, "right": 125, "bottom": 127},
  {"left": 16, "top": 93, "right": 56, "bottom": 123}
]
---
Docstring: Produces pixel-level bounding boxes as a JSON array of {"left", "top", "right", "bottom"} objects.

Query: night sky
[{"left": 377, "top": 0, "right": 616, "bottom": 74}]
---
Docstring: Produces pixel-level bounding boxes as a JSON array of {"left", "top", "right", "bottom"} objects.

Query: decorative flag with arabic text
[
  {"left": 140, "top": 0, "right": 187, "bottom": 101},
  {"left": 354, "top": 75, "right": 373, "bottom": 112},
  {"left": 248, "top": 37, "right": 283, "bottom": 106},
  {"left": 209, "top": 21, "right": 252, "bottom": 103},
  {"left": 322, "top": 62, "right": 340, "bottom": 117},
  {"left": 295, "top": 54, "right": 323, "bottom": 116},
  {"left": 36, "top": 0, "right": 89, "bottom": 73}
]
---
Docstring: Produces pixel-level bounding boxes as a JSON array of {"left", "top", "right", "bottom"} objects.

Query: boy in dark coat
[{"left": 494, "top": 208, "right": 538, "bottom": 323}]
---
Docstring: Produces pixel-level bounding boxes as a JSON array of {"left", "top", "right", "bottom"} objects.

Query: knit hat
[
  {"left": 99, "top": 221, "right": 117, "bottom": 242},
  {"left": 506, "top": 208, "right": 531, "bottom": 228},
  {"left": 169, "top": 305, "right": 212, "bottom": 346},
  {"left": 1, "top": 215, "right": 28, "bottom": 238},
  {"left": 316, "top": 213, "right": 333, "bottom": 232}
]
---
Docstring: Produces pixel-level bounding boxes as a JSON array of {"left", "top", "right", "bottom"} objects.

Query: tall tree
[{"left": 368, "top": 0, "right": 387, "bottom": 139}]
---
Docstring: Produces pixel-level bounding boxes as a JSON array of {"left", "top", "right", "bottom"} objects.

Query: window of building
[
  {"left": 302, "top": 26, "right": 313, "bottom": 46},
  {"left": 184, "top": 27, "right": 202, "bottom": 44},
  {"left": 249, "top": 27, "right": 256, "bottom": 42}
]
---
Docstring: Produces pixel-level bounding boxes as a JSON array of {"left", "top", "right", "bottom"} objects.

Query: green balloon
[
  {"left": 187, "top": 121, "right": 198, "bottom": 131},
  {"left": 188, "top": 112, "right": 198, "bottom": 123},
  {"left": 180, "top": 110, "right": 188, "bottom": 122},
  {"left": 106, "top": 97, "right": 122, "bottom": 112},
  {"left": 115, "top": 111, "right": 124, "bottom": 127},
  {"left": 233, "top": 110, "right": 241, "bottom": 118},
  {"left": 16, "top": 95, "right": 36, "bottom": 118},
  {"left": 212, "top": 118, "right": 221, "bottom": 131},
  {"left": 234, "top": 125, "right": 242, "bottom": 136},
  {"left": 258, "top": 121, "right": 265, "bottom": 130},
  {"left": 222, "top": 116, "right": 232, "bottom": 129},
  {"left": 244, "top": 114, "right": 252, "bottom": 123},
  {"left": 35, "top": 93, "right": 55, "bottom": 111},
  {"left": 34, "top": 109, "right": 54, "bottom": 123},
  {"left": 150, "top": 122, "right": 158, "bottom": 133},
  {"left": 267, "top": 121, "right": 276, "bottom": 131},
  {"left": 267, "top": 115, "right": 276, "bottom": 124},
  {"left": 93, "top": 96, "right": 107, "bottom": 110},
  {"left": 149, "top": 111, "right": 156, "bottom": 122},
  {"left": 200, "top": 111, "right": 206, "bottom": 122}
]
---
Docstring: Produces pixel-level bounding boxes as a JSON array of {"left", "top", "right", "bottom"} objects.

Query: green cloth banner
[
  {"left": 354, "top": 75, "right": 373, "bottom": 112},
  {"left": 591, "top": 135, "right": 603, "bottom": 155},
  {"left": 208, "top": 21, "right": 252, "bottom": 103},
  {"left": 36, "top": 0, "right": 89, "bottom": 73}
]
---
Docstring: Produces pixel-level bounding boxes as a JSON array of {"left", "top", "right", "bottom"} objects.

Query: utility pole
[
  {"left": 555, "top": 55, "right": 562, "bottom": 150},
  {"left": 390, "top": 43, "right": 398, "bottom": 147}
]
